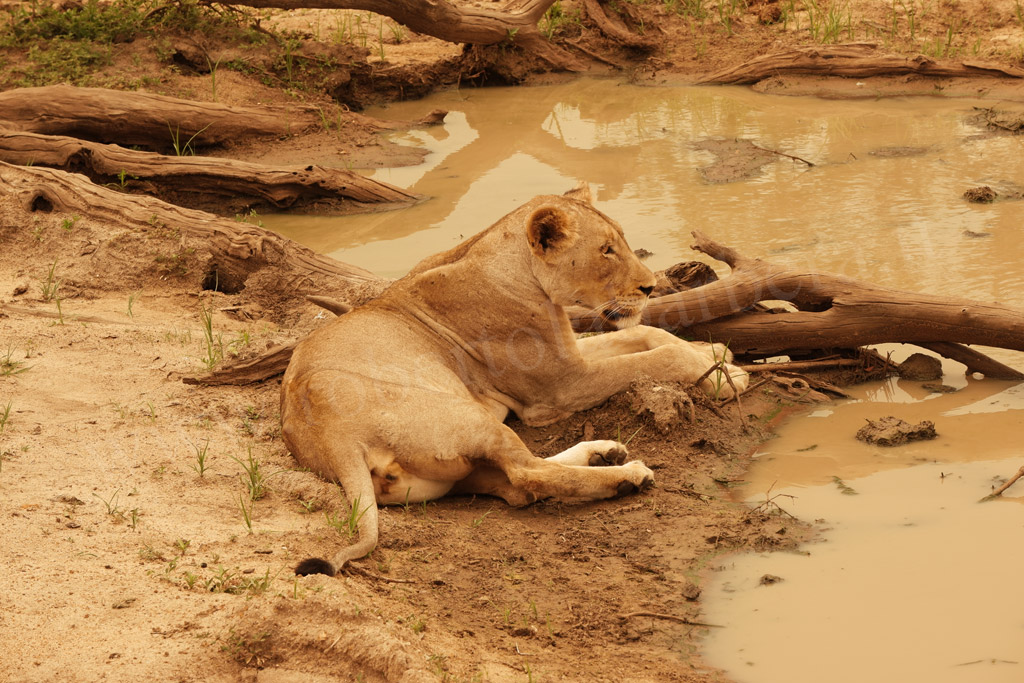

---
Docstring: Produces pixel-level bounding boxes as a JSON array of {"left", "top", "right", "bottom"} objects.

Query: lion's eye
[{"left": 601, "top": 244, "right": 615, "bottom": 256}]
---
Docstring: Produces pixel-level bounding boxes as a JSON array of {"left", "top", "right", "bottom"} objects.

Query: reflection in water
[
  {"left": 262, "top": 80, "right": 1024, "bottom": 682},
  {"left": 264, "top": 79, "right": 1024, "bottom": 296}
]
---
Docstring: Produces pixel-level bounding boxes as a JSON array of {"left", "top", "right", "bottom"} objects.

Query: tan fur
[{"left": 281, "top": 185, "right": 749, "bottom": 575}]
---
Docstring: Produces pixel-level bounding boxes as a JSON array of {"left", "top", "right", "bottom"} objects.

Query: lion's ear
[
  {"left": 563, "top": 182, "right": 593, "bottom": 204},
  {"left": 527, "top": 206, "right": 578, "bottom": 257}
]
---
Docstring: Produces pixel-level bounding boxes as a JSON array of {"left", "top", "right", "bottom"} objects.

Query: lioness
[{"left": 282, "top": 185, "right": 748, "bottom": 576}]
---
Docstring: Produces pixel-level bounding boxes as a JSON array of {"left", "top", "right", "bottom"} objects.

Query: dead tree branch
[
  {"left": 0, "top": 129, "right": 421, "bottom": 215},
  {"left": 569, "top": 232, "right": 1024, "bottom": 379},
  {"left": 697, "top": 43, "right": 1024, "bottom": 85}
]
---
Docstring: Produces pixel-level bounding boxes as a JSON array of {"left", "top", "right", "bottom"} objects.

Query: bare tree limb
[
  {"left": 697, "top": 43, "right": 1024, "bottom": 85},
  {"left": 0, "top": 129, "right": 422, "bottom": 215}
]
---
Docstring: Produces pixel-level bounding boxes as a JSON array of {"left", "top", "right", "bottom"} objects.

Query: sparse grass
[
  {"left": 207, "top": 55, "right": 222, "bottom": 100},
  {"left": 402, "top": 613, "right": 427, "bottom": 634},
  {"left": 40, "top": 259, "right": 61, "bottom": 302},
  {"left": 231, "top": 446, "right": 275, "bottom": 502},
  {"left": 200, "top": 301, "right": 224, "bottom": 371},
  {"left": 1, "top": 347, "right": 30, "bottom": 377},
  {"left": 191, "top": 440, "right": 212, "bottom": 477},
  {"left": 806, "top": 0, "right": 851, "bottom": 44},
  {"left": 168, "top": 122, "right": 210, "bottom": 156},
  {"left": 0, "top": 401, "right": 11, "bottom": 434},
  {"left": 325, "top": 494, "right": 370, "bottom": 538},
  {"left": 93, "top": 488, "right": 123, "bottom": 517},
  {"left": 60, "top": 215, "right": 80, "bottom": 232},
  {"left": 470, "top": 509, "right": 493, "bottom": 528},
  {"left": 238, "top": 492, "right": 254, "bottom": 532},
  {"left": 126, "top": 290, "right": 140, "bottom": 318},
  {"left": 205, "top": 566, "right": 274, "bottom": 595}
]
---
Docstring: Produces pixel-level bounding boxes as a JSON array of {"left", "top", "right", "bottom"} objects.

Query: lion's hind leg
[{"left": 455, "top": 426, "right": 653, "bottom": 506}]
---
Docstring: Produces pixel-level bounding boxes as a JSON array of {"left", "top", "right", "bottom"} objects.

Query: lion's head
[{"left": 526, "top": 185, "right": 656, "bottom": 329}]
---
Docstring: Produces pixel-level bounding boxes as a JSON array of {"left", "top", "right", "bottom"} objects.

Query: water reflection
[{"left": 264, "top": 80, "right": 1024, "bottom": 296}]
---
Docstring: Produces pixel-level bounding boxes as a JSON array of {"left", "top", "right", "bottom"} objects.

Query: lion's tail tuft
[{"left": 294, "top": 557, "right": 337, "bottom": 577}]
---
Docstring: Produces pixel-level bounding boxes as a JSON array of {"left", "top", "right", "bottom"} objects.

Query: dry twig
[
  {"left": 618, "top": 611, "right": 722, "bottom": 628},
  {"left": 980, "top": 464, "right": 1024, "bottom": 502}
]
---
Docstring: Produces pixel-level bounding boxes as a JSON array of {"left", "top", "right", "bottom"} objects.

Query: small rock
[
  {"left": 12, "top": 281, "right": 28, "bottom": 296},
  {"left": 856, "top": 416, "right": 937, "bottom": 446},
  {"left": 759, "top": 574, "right": 784, "bottom": 586},
  {"left": 898, "top": 353, "right": 942, "bottom": 381},
  {"left": 682, "top": 581, "right": 701, "bottom": 601},
  {"left": 922, "top": 383, "right": 958, "bottom": 394},
  {"left": 510, "top": 625, "right": 537, "bottom": 638}
]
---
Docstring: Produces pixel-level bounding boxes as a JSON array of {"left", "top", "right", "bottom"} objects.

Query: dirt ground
[{"left": 1, "top": 1, "right": 1023, "bottom": 681}]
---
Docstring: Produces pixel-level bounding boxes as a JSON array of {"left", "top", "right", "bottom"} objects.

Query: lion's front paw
[
  {"left": 615, "top": 460, "right": 655, "bottom": 496},
  {"left": 698, "top": 363, "right": 750, "bottom": 399},
  {"left": 584, "top": 440, "right": 629, "bottom": 466}
]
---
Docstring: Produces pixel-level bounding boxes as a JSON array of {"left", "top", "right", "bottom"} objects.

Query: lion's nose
[{"left": 638, "top": 285, "right": 654, "bottom": 297}]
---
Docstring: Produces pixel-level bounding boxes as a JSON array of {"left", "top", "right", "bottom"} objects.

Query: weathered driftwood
[
  {"left": 182, "top": 344, "right": 296, "bottom": 386},
  {"left": 0, "top": 85, "right": 325, "bottom": 148},
  {"left": 0, "top": 162, "right": 379, "bottom": 293},
  {"left": 219, "top": 0, "right": 582, "bottom": 69},
  {"left": 570, "top": 231, "right": 1024, "bottom": 380},
  {"left": 697, "top": 43, "right": 1024, "bottom": 85},
  {"left": 581, "top": 0, "right": 656, "bottom": 51},
  {"left": 0, "top": 129, "right": 420, "bottom": 214},
  {"left": 980, "top": 464, "right": 1024, "bottom": 501}
]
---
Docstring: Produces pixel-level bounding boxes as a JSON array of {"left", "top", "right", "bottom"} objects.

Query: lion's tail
[{"left": 294, "top": 458, "right": 379, "bottom": 577}]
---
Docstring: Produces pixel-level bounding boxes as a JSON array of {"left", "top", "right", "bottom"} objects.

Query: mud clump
[
  {"left": 964, "top": 185, "right": 997, "bottom": 203},
  {"left": 693, "top": 138, "right": 779, "bottom": 183},
  {"left": 856, "top": 416, "right": 938, "bottom": 446},
  {"left": 628, "top": 378, "right": 695, "bottom": 434},
  {"left": 898, "top": 353, "right": 943, "bottom": 381}
]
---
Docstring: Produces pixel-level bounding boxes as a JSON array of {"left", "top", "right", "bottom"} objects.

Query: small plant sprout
[
  {"left": 93, "top": 488, "right": 123, "bottom": 518},
  {"left": 40, "top": 259, "right": 61, "bottom": 302},
  {"left": 200, "top": 301, "right": 224, "bottom": 371},
  {"left": 191, "top": 440, "right": 211, "bottom": 477},
  {"left": 0, "top": 400, "right": 11, "bottom": 433},
  {"left": 126, "top": 290, "right": 141, "bottom": 318},
  {"left": 128, "top": 508, "right": 142, "bottom": 531},
  {"left": 168, "top": 122, "right": 210, "bottom": 156},
  {"left": 231, "top": 446, "right": 277, "bottom": 501},
  {"left": 238, "top": 492, "right": 254, "bottom": 533},
  {"left": 470, "top": 509, "right": 493, "bottom": 528},
  {"left": 174, "top": 538, "right": 191, "bottom": 555},
  {"left": 1, "top": 348, "right": 29, "bottom": 377},
  {"left": 59, "top": 215, "right": 80, "bottom": 232},
  {"left": 325, "top": 494, "right": 370, "bottom": 538}
]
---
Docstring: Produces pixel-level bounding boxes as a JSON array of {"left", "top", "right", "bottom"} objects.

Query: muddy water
[{"left": 263, "top": 80, "right": 1024, "bottom": 680}]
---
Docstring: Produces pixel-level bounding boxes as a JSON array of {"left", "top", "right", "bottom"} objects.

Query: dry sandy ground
[{"left": 2, "top": 1, "right": 1024, "bottom": 681}]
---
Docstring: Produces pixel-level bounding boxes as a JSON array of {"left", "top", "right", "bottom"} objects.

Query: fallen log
[
  {"left": 697, "top": 43, "right": 1024, "bottom": 85},
  {"left": 0, "top": 161, "right": 382, "bottom": 296},
  {"left": 0, "top": 129, "right": 421, "bottom": 215},
  {"left": 219, "top": 0, "right": 583, "bottom": 70},
  {"left": 0, "top": 85, "right": 321, "bottom": 149},
  {"left": 569, "top": 232, "right": 1024, "bottom": 379}
]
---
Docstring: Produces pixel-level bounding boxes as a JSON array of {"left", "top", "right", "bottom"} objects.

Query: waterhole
[{"left": 263, "top": 79, "right": 1024, "bottom": 680}]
